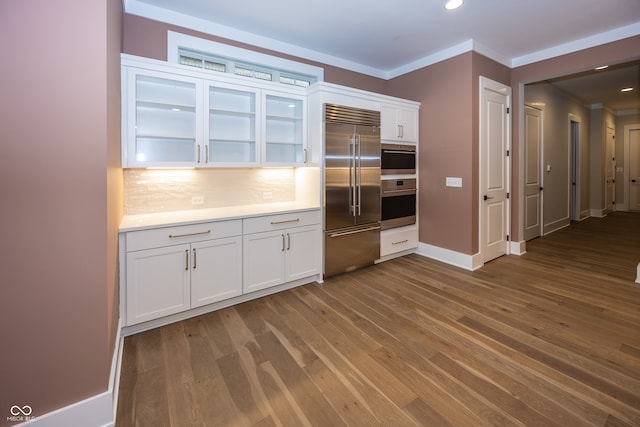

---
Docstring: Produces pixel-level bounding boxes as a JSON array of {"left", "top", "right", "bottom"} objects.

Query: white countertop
[{"left": 120, "top": 202, "right": 321, "bottom": 232}]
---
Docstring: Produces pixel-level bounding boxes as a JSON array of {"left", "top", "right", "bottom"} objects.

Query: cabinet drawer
[
  {"left": 243, "top": 209, "right": 321, "bottom": 234},
  {"left": 381, "top": 225, "right": 418, "bottom": 257},
  {"left": 126, "top": 220, "right": 242, "bottom": 252}
]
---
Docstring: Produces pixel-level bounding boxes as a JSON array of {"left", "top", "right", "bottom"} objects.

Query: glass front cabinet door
[
  {"left": 263, "top": 92, "right": 306, "bottom": 166},
  {"left": 123, "top": 68, "right": 203, "bottom": 167},
  {"left": 205, "top": 83, "right": 260, "bottom": 167}
]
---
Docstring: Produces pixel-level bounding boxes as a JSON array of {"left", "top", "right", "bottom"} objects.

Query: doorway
[{"left": 479, "top": 77, "right": 511, "bottom": 263}]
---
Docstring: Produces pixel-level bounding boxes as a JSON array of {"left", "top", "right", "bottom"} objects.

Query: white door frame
[
  {"left": 624, "top": 123, "right": 640, "bottom": 211},
  {"left": 479, "top": 76, "right": 511, "bottom": 264}
]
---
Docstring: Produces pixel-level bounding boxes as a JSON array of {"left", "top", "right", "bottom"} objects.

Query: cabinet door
[
  {"left": 396, "top": 108, "right": 418, "bottom": 142},
  {"left": 206, "top": 83, "right": 260, "bottom": 166},
  {"left": 285, "top": 225, "right": 321, "bottom": 282},
  {"left": 124, "top": 68, "right": 203, "bottom": 167},
  {"left": 243, "top": 230, "right": 286, "bottom": 293},
  {"left": 380, "top": 104, "right": 399, "bottom": 141},
  {"left": 126, "top": 244, "right": 191, "bottom": 325},
  {"left": 263, "top": 92, "right": 306, "bottom": 165},
  {"left": 380, "top": 104, "right": 418, "bottom": 143},
  {"left": 191, "top": 237, "right": 243, "bottom": 308}
]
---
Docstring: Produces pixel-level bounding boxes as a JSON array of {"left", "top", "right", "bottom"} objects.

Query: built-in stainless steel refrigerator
[{"left": 324, "top": 104, "right": 381, "bottom": 277}]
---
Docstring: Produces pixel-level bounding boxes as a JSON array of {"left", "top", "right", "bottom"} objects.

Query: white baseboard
[
  {"left": 590, "top": 208, "right": 606, "bottom": 218},
  {"left": 19, "top": 320, "right": 123, "bottom": 427},
  {"left": 415, "top": 242, "right": 483, "bottom": 271},
  {"left": 509, "top": 240, "right": 527, "bottom": 255}
]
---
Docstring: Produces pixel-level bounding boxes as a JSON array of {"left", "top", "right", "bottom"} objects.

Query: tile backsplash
[{"left": 124, "top": 168, "right": 299, "bottom": 215}]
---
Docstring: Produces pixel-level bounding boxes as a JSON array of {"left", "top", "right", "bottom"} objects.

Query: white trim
[
  {"left": 589, "top": 209, "right": 607, "bottom": 218},
  {"left": 415, "top": 242, "right": 483, "bottom": 271},
  {"left": 17, "top": 320, "right": 123, "bottom": 427},
  {"left": 509, "top": 240, "right": 527, "bottom": 255},
  {"left": 543, "top": 217, "right": 571, "bottom": 235},
  {"left": 386, "top": 40, "right": 474, "bottom": 79},
  {"left": 636, "top": 263, "right": 640, "bottom": 284},
  {"left": 167, "top": 31, "right": 325, "bottom": 82},
  {"left": 511, "top": 22, "right": 640, "bottom": 68}
]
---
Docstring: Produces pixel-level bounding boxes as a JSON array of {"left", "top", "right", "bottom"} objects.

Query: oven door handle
[
  {"left": 382, "top": 150, "right": 415, "bottom": 154},
  {"left": 382, "top": 189, "right": 417, "bottom": 195}
]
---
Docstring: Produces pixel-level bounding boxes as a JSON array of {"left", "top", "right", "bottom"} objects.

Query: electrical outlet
[
  {"left": 262, "top": 191, "right": 273, "bottom": 200},
  {"left": 191, "top": 196, "right": 205, "bottom": 205}
]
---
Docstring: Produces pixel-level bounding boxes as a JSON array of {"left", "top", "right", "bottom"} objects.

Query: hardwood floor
[{"left": 116, "top": 212, "right": 640, "bottom": 426}]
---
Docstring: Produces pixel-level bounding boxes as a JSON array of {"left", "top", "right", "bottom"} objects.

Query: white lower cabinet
[
  {"left": 126, "top": 244, "right": 191, "bottom": 325},
  {"left": 124, "top": 220, "right": 242, "bottom": 326},
  {"left": 380, "top": 224, "right": 418, "bottom": 257},
  {"left": 243, "top": 210, "right": 321, "bottom": 294},
  {"left": 190, "top": 236, "right": 243, "bottom": 308},
  {"left": 123, "top": 209, "right": 321, "bottom": 329}
]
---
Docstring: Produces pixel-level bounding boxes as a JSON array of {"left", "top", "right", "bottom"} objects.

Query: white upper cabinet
[
  {"left": 122, "top": 56, "right": 308, "bottom": 168},
  {"left": 123, "top": 68, "right": 203, "bottom": 168},
  {"left": 380, "top": 104, "right": 418, "bottom": 143},
  {"left": 263, "top": 92, "right": 306, "bottom": 166},
  {"left": 206, "top": 82, "right": 260, "bottom": 167}
]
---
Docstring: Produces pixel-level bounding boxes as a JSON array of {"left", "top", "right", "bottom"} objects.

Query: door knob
[{"left": 483, "top": 195, "right": 494, "bottom": 201}]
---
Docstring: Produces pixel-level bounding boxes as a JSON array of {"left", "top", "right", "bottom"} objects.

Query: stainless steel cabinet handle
[
  {"left": 357, "top": 134, "right": 362, "bottom": 216},
  {"left": 169, "top": 230, "right": 211, "bottom": 238},
  {"left": 197, "top": 145, "right": 201, "bottom": 163},
  {"left": 185, "top": 249, "right": 189, "bottom": 271},
  {"left": 287, "top": 233, "right": 291, "bottom": 250},
  {"left": 392, "top": 239, "right": 409, "bottom": 245},
  {"left": 397, "top": 125, "right": 402, "bottom": 138},
  {"left": 270, "top": 218, "right": 300, "bottom": 225},
  {"left": 399, "top": 124, "right": 404, "bottom": 138},
  {"left": 303, "top": 148, "right": 308, "bottom": 164},
  {"left": 192, "top": 248, "right": 197, "bottom": 269},
  {"left": 281, "top": 234, "right": 285, "bottom": 251},
  {"left": 205, "top": 145, "right": 209, "bottom": 163}
]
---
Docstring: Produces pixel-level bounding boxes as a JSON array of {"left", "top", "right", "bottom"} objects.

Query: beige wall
[{"left": 0, "top": 0, "right": 122, "bottom": 423}]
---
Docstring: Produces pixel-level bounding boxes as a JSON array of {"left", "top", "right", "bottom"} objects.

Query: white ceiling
[{"left": 125, "top": 0, "right": 640, "bottom": 111}]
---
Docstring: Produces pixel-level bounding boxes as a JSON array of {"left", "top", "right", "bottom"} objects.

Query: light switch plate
[{"left": 446, "top": 177, "right": 463, "bottom": 187}]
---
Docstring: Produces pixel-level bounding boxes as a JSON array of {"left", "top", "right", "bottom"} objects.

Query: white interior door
[
  {"left": 524, "top": 105, "right": 542, "bottom": 241},
  {"left": 480, "top": 77, "right": 510, "bottom": 263},
  {"left": 605, "top": 126, "right": 615, "bottom": 212},
  {"left": 629, "top": 127, "right": 640, "bottom": 211}
]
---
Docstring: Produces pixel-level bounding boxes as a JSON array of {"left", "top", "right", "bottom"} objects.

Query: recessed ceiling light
[
  {"left": 621, "top": 87, "right": 634, "bottom": 92},
  {"left": 445, "top": 0, "right": 463, "bottom": 10},
  {"left": 595, "top": 65, "right": 609, "bottom": 70}
]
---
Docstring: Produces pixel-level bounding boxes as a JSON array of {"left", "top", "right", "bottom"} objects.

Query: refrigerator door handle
[
  {"left": 349, "top": 135, "right": 357, "bottom": 217},
  {"left": 356, "top": 134, "right": 362, "bottom": 216},
  {"left": 328, "top": 225, "right": 381, "bottom": 238}
]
